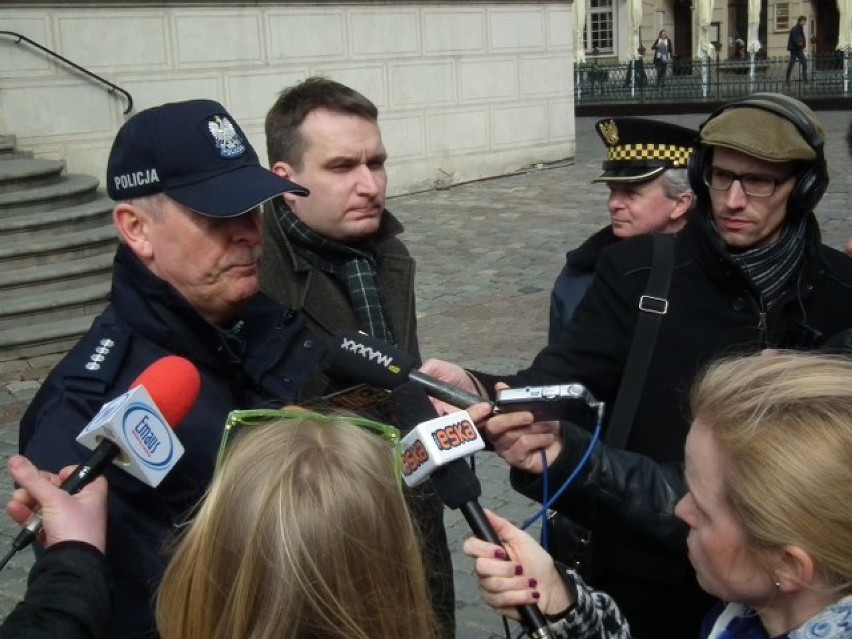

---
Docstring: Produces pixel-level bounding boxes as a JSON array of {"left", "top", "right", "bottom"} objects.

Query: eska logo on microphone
[{"left": 431, "top": 418, "right": 478, "bottom": 451}]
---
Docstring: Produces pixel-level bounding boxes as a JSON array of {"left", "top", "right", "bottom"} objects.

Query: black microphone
[
  {"left": 325, "top": 330, "right": 487, "bottom": 409},
  {"left": 388, "top": 382, "right": 554, "bottom": 639}
]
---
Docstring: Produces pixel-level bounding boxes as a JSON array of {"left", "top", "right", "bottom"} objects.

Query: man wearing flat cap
[
  {"left": 20, "top": 100, "right": 323, "bottom": 639},
  {"left": 421, "top": 93, "right": 852, "bottom": 637},
  {"left": 549, "top": 117, "right": 697, "bottom": 342}
]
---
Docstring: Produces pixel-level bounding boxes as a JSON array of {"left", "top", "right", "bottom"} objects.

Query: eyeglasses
[
  {"left": 216, "top": 408, "right": 402, "bottom": 476},
  {"left": 703, "top": 167, "right": 791, "bottom": 198}
]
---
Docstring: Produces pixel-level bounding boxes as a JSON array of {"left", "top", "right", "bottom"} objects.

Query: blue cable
[{"left": 520, "top": 419, "right": 602, "bottom": 533}]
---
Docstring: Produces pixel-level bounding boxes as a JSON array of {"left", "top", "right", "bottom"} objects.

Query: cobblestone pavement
[{"left": 0, "top": 111, "right": 850, "bottom": 636}]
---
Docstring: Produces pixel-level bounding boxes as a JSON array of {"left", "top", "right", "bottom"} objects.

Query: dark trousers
[
  {"left": 786, "top": 49, "right": 808, "bottom": 81},
  {"left": 654, "top": 60, "right": 668, "bottom": 87}
]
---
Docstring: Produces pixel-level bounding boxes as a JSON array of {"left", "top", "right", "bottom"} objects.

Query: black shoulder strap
[{"left": 604, "top": 233, "right": 675, "bottom": 449}]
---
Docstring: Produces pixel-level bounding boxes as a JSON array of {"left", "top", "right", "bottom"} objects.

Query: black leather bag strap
[{"left": 604, "top": 233, "right": 675, "bottom": 449}]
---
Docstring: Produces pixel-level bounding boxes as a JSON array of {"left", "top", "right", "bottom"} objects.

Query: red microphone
[
  {"left": 12, "top": 356, "right": 201, "bottom": 553},
  {"left": 129, "top": 355, "right": 201, "bottom": 426}
]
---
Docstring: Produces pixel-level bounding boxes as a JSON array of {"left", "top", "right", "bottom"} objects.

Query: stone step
[
  {"left": 0, "top": 136, "right": 16, "bottom": 158},
  {"left": 0, "top": 174, "right": 99, "bottom": 216},
  {"left": 0, "top": 281, "right": 109, "bottom": 332},
  {"left": 0, "top": 314, "right": 97, "bottom": 362},
  {"left": 0, "top": 225, "right": 118, "bottom": 270},
  {"left": 0, "top": 159, "right": 65, "bottom": 194},
  {"left": 0, "top": 252, "right": 114, "bottom": 296},
  {"left": 0, "top": 198, "right": 113, "bottom": 240}
]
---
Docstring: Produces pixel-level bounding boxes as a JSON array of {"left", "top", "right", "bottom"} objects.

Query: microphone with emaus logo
[
  {"left": 326, "top": 330, "right": 487, "bottom": 410},
  {"left": 6, "top": 355, "right": 200, "bottom": 560}
]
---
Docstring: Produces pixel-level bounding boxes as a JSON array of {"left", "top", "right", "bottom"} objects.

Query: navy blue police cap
[
  {"left": 106, "top": 99, "right": 308, "bottom": 217},
  {"left": 593, "top": 117, "right": 698, "bottom": 184}
]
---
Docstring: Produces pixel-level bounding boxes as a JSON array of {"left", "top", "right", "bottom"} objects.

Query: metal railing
[
  {"left": 0, "top": 31, "right": 133, "bottom": 114},
  {"left": 575, "top": 51, "right": 852, "bottom": 106}
]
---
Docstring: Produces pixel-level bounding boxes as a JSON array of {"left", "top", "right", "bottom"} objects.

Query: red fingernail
[
  {"left": 514, "top": 564, "right": 523, "bottom": 576},
  {"left": 529, "top": 578, "right": 537, "bottom": 588},
  {"left": 494, "top": 548, "right": 507, "bottom": 560},
  {"left": 532, "top": 591, "right": 541, "bottom": 599}
]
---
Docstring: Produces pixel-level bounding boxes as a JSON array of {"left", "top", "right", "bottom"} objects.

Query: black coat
[
  {"left": 0, "top": 542, "right": 110, "bottom": 639},
  {"left": 549, "top": 226, "right": 618, "bottom": 344},
  {"left": 477, "top": 212, "right": 852, "bottom": 638},
  {"left": 20, "top": 245, "right": 322, "bottom": 639}
]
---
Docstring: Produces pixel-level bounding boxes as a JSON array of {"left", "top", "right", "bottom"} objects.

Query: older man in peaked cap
[
  {"left": 549, "top": 117, "right": 697, "bottom": 342},
  {"left": 20, "top": 99, "right": 323, "bottom": 639}
]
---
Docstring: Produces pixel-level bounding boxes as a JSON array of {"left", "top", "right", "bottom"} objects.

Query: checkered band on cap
[{"left": 606, "top": 142, "right": 693, "bottom": 167}]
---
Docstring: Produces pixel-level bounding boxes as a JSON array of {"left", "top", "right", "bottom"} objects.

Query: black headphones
[{"left": 687, "top": 93, "right": 828, "bottom": 216}]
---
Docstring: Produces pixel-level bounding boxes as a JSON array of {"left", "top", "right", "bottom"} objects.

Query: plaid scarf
[
  {"left": 276, "top": 203, "right": 396, "bottom": 346},
  {"left": 727, "top": 215, "right": 807, "bottom": 310}
]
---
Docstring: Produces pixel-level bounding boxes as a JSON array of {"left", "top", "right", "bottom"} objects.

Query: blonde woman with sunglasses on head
[{"left": 156, "top": 411, "right": 439, "bottom": 639}]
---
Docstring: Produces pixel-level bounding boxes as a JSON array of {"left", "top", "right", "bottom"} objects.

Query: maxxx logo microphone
[{"left": 340, "top": 336, "right": 403, "bottom": 374}]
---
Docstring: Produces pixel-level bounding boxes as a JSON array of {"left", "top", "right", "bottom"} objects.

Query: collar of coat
[{"left": 265, "top": 198, "right": 405, "bottom": 273}]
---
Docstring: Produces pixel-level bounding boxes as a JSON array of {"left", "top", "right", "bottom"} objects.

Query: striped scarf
[
  {"left": 275, "top": 203, "right": 396, "bottom": 345},
  {"left": 727, "top": 216, "right": 807, "bottom": 310}
]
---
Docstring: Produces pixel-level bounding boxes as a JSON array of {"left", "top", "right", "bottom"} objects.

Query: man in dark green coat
[{"left": 258, "top": 77, "right": 454, "bottom": 638}]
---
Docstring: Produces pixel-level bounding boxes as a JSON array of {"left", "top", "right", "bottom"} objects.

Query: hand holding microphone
[
  {"left": 5, "top": 455, "right": 108, "bottom": 554},
  {"left": 389, "top": 382, "right": 554, "bottom": 639},
  {"left": 463, "top": 509, "right": 575, "bottom": 624},
  {"left": 2, "top": 355, "right": 200, "bottom": 567}
]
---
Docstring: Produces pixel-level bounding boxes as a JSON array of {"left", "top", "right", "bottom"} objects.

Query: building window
[
  {"left": 585, "top": 0, "right": 615, "bottom": 54},
  {"left": 775, "top": 2, "right": 790, "bottom": 31}
]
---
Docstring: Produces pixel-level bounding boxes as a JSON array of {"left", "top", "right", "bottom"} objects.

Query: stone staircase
[{"left": 0, "top": 134, "right": 116, "bottom": 361}]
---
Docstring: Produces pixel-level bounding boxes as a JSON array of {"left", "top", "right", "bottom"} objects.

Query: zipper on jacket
[{"left": 746, "top": 294, "right": 768, "bottom": 346}]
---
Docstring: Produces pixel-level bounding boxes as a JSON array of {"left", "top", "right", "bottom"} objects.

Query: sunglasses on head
[{"left": 216, "top": 408, "right": 402, "bottom": 477}]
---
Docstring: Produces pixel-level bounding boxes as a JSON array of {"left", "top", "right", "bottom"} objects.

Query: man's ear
[
  {"left": 671, "top": 191, "right": 695, "bottom": 221},
  {"left": 271, "top": 161, "right": 293, "bottom": 180},
  {"left": 271, "top": 161, "right": 302, "bottom": 206},
  {"left": 113, "top": 203, "right": 154, "bottom": 260}
]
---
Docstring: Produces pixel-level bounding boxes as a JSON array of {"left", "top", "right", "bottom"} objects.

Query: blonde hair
[
  {"left": 155, "top": 417, "right": 438, "bottom": 639},
  {"left": 690, "top": 352, "right": 852, "bottom": 593}
]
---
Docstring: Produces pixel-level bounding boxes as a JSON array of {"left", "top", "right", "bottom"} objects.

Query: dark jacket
[
  {"left": 787, "top": 23, "right": 807, "bottom": 51},
  {"left": 20, "top": 244, "right": 322, "bottom": 639},
  {"left": 477, "top": 211, "right": 852, "bottom": 638},
  {"left": 549, "top": 226, "right": 618, "bottom": 344},
  {"left": 259, "top": 202, "right": 456, "bottom": 638},
  {"left": 260, "top": 202, "right": 421, "bottom": 396},
  {"left": 0, "top": 542, "right": 109, "bottom": 639}
]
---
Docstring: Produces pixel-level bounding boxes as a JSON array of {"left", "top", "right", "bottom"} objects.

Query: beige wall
[{"left": 0, "top": 2, "right": 575, "bottom": 196}]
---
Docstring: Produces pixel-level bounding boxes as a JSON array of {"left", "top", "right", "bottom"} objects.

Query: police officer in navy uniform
[{"left": 19, "top": 100, "right": 322, "bottom": 639}]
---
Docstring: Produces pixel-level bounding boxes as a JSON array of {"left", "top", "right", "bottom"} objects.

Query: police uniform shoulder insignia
[
  {"left": 598, "top": 119, "right": 620, "bottom": 147},
  {"left": 65, "top": 320, "right": 132, "bottom": 395}
]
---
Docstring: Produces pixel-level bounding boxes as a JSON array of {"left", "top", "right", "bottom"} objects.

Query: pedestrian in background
[
  {"left": 785, "top": 16, "right": 809, "bottom": 84},
  {"left": 652, "top": 30, "right": 673, "bottom": 88}
]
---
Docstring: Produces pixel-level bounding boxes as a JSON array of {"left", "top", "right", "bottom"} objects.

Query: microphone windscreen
[
  {"left": 386, "top": 381, "right": 440, "bottom": 435},
  {"left": 129, "top": 356, "right": 201, "bottom": 428},
  {"left": 324, "top": 330, "right": 416, "bottom": 390}
]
